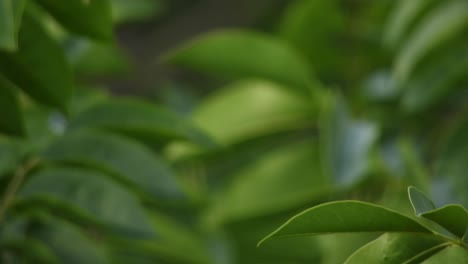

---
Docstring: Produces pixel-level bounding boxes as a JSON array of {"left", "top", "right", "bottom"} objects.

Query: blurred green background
[{"left": 0, "top": 0, "right": 467, "bottom": 263}]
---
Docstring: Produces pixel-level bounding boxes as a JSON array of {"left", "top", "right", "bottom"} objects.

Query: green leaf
[
  {"left": 192, "top": 79, "right": 315, "bottom": 145},
  {"left": 320, "top": 94, "right": 378, "bottom": 186},
  {"left": 259, "top": 201, "right": 430, "bottom": 246},
  {"left": 164, "top": 30, "right": 316, "bottom": 94},
  {"left": 0, "top": 13, "right": 73, "bottom": 110},
  {"left": 34, "top": 0, "right": 113, "bottom": 40},
  {"left": 0, "top": 75, "right": 25, "bottom": 136},
  {"left": 110, "top": 0, "right": 163, "bottom": 24},
  {"left": 42, "top": 130, "right": 183, "bottom": 199},
  {"left": 69, "top": 98, "right": 214, "bottom": 147},
  {"left": 408, "top": 186, "right": 436, "bottom": 215},
  {"left": 394, "top": 1, "right": 468, "bottom": 81},
  {"left": 345, "top": 233, "right": 447, "bottom": 264},
  {"left": 0, "top": 238, "right": 60, "bottom": 264},
  {"left": 421, "top": 204, "right": 468, "bottom": 238},
  {"left": 0, "top": 0, "right": 16, "bottom": 50},
  {"left": 421, "top": 245, "right": 468, "bottom": 263},
  {"left": 207, "top": 140, "right": 331, "bottom": 225},
  {"left": 20, "top": 167, "right": 154, "bottom": 237}
]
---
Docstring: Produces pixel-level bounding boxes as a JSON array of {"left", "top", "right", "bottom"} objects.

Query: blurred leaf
[
  {"left": 0, "top": 75, "right": 25, "bottom": 136},
  {"left": 0, "top": 0, "right": 15, "bottom": 50},
  {"left": 192, "top": 79, "right": 315, "bottom": 145},
  {"left": 0, "top": 237, "right": 60, "bottom": 264},
  {"left": 408, "top": 186, "right": 436, "bottom": 215},
  {"left": 0, "top": 13, "right": 73, "bottom": 110},
  {"left": 42, "top": 130, "right": 184, "bottom": 200},
  {"left": 345, "top": 233, "right": 446, "bottom": 263},
  {"left": 259, "top": 201, "right": 430, "bottom": 246},
  {"left": 34, "top": 0, "right": 113, "bottom": 40},
  {"left": 31, "top": 216, "right": 108, "bottom": 264},
  {"left": 421, "top": 204, "right": 468, "bottom": 238},
  {"left": 165, "top": 30, "right": 317, "bottom": 94},
  {"left": 69, "top": 98, "right": 214, "bottom": 147},
  {"left": 111, "top": 0, "right": 163, "bottom": 24},
  {"left": 207, "top": 140, "right": 331, "bottom": 225},
  {"left": 20, "top": 167, "right": 154, "bottom": 237},
  {"left": 0, "top": 138, "right": 25, "bottom": 178},
  {"left": 320, "top": 94, "right": 378, "bottom": 187},
  {"left": 394, "top": 1, "right": 468, "bottom": 81},
  {"left": 421, "top": 245, "right": 468, "bottom": 263}
]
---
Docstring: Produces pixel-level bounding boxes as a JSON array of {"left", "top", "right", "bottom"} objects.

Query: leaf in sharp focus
[
  {"left": 68, "top": 98, "right": 214, "bottom": 147},
  {"left": 320, "top": 94, "right": 378, "bottom": 187},
  {"left": 345, "top": 233, "right": 447, "bottom": 264},
  {"left": 421, "top": 245, "right": 468, "bottom": 263},
  {"left": 34, "top": 0, "right": 113, "bottom": 40},
  {"left": 421, "top": 204, "right": 468, "bottom": 238},
  {"left": 31, "top": 216, "right": 108, "bottom": 264},
  {"left": 258, "top": 201, "right": 430, "bottom": 246},
  {"left": 192, "top": 79, "right": 315, "bottom": 145},
  {"left": 408, "top": 186, "right": 436, "bottom": 216},
  {"left": 42, "top": 130, "right": 184, "bottom": 200},
  {"left": 394, "top": 0, "right": 468, "bottom": 82},
  {"left": 0, "top": 13, "right": 73, "bottom": 111},
  {"left": 164, "top": 30, "right": 317, "bottom": 94},
  {"left": 0, "top": 0, "right": 16, "bottom": 50},
  {"left": 20, "top": 167, "right": 154, "bottom": 237},
  {"left": 0, "top": 75, "right": 25, "bottom": 136}
]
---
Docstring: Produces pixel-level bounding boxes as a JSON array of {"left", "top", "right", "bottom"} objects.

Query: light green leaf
[
  {"left": 192, "top": 79, "right": 315, "bottom": 145},
  {"left": 42, "top": 130, "right": 183, "bottom": 199},
  {"left": 0, "top": 75, "right": 25, "bottom": 136},
  {"left": 408, "top": 186, "right": 436, "bottom": 215},
  {"left": 421, "top": 204, "right": 468, "bottom": 238},
  {"left": 345, "top": 233, "right": 447, "bottom": 264},
  {"left": 164, "top": 30, "right": 316, "bottom": 94},
  {"left": 69, "top": 98, "right": 214, "bottom": 147},
  {"left": 34, "top": 0, "right": 113, "bottom": 40},
  {"left": 20, "top": 167, "right": 154, "bottom": 236},
  {"left": 110, "top": 0, "right": 163, "bottom": 24},
  {"left": 0, "top": 0, "right": 16, "bottom": 50},
  {"left": 394, "top": 1, "right": 468, "bottom": 81},
  {"left": 207, "top": 140, "right": 330, "bottom": 225},
  {"left": 0, "top": 13, "right": 73, "bottom": 110},
  {"left": 259, "top": 201, "right": 430, "bottom": 246},
  {"left": 320, "top": 94, "right": 378, "bottom": 186},
  {"left": 421, "top": 245, "right": 468, "bottom": 263}
]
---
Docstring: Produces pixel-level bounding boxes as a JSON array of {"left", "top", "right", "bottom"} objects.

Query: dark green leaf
[
  {"left": 408, "top": 186, "right": 436, "bottom": 215},
  {"left": 0, "top": 13, "right": 73, "bottom": 110},
  {"left": 345, "top": 233, "right": 447, "bottom": 264},
  {"left": 259, "top": 201, "right": 430, "bottom": 246},
  {"left": 164, "top": 30, "right": 317, "bottom": 94},
  {"left": 42, "top": 130, "right": 183, "bottom": 199},
  {"left": 34, "top": 0, "right": 113, "bottom": 40},
  {"left": 20, "top": 167, "right": 154, "bottom": 237},
  {"left": 0, "top": 238, "right": 60, "bottom": 264},
  {"left": 0, "top": 0, "right": 16, "bottom": 50},
  {"left": 421, "top": 245, "right": 468, "bottom": 263},
  {"left": 69, "top": 98, "right": 214, "bottom": 147},
  {"left": 0, "top": 75, "right": 25, "bottom": 136},
  {"left": 421, "top": 204, "right": 468, "bottom": 238}
]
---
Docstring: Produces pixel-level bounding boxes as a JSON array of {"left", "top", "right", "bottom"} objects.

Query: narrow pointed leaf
[
  {"left": 0, "top": 13, "right": 73, "bottom": 110},
  {"left": 421, "top": 204, "right": 468, "bottom": 238},
  {"left": 345, "top": 233, "right": 447, "bottom": 264},
  {"left": 20, "top": 167, "right": 154, "bottom": 236},
  {"left": 408, "top": 186, "right": 436, "bottom": 215},
  {"left": 165, "top": 30, "right": 315, "bottom": 93},
  {"left": 259, "top": 201, "right": 430, "bottom": 246},
  {"left": 34, "top": 0, "right": 113, "bottom": 40},
  {"left": 421, "top": 246, "right": 468, "bottom": 263},
  {"left": 42, "top": 130, "right": 183, "bottom": 199},
  {"left": 0, "top": 75, "right": 25, "bottom": 136}
]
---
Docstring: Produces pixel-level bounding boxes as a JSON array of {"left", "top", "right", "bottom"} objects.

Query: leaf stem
[{"left": 0, "top": 158, "right": 40, "bottom": 224}]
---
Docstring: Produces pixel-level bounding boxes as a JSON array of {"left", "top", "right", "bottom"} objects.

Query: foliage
[{"left": 0, "top": 0, "right": 467, "bottom": 263}]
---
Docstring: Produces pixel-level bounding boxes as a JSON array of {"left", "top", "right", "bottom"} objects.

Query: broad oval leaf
[
  {"left": 20, "top": 167, "right": 154, "bottom": 236},
  {"left": 421, "top": 245, "right": 468, "bottom": 263},
  {"left": 0, "top": 13, "right": 73, "bottom": 110},
  {"left": 421, "top": 204, "right": 468, "bottom": 238},
  {"left": 345, "top": 233, "right": 447, "bottom": 264},
  {"left": 0, "top": 75, "right": 25, "bottom": 136},
  {"left": 164, "top": 30, "right": 316, "bottom": 93},
  {"left": 259, "top": 201, "right": 430, "bottom": 246},
  {"left": 34, "top": 0, "right": 113, "bottom": 40},
  {"left": 42, "top": 130, "right": 183, "bottom": 200},
  {"left": 408, "top": 186, "right": 436, "bottom": 216},
  {"left": 69, "top": 98, "right": 214, "bottom": 147}
]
